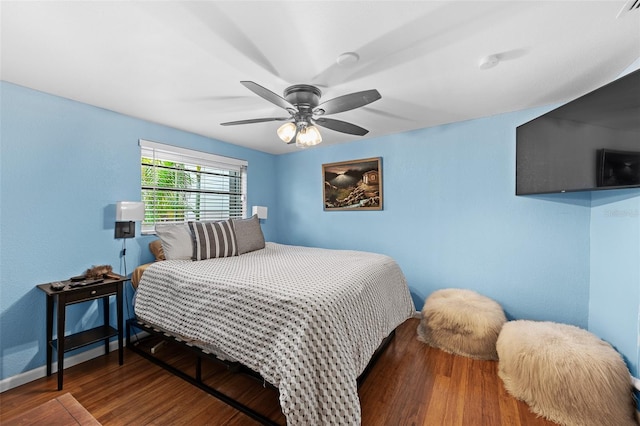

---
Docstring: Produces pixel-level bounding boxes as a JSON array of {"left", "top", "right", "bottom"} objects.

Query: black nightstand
[{"left": 37, "top": 275, "right": 127, "bottom": 390}]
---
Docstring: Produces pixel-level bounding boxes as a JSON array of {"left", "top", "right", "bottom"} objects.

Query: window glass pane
[{"left": 139, "top": 140, "right": 247, "bottom": 233}]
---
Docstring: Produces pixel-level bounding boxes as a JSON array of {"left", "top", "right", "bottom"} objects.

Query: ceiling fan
[{"left": 220, "top": 81, "right": 381, "bottom": 147}]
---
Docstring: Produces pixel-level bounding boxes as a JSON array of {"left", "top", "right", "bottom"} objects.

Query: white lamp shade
[
  {"left": 252, "top": 206, "right": 268, "bottom": 219},
  {"left": 277, "top": 122, "right": 297, "bottom": 143},
  {"left": 116, "top": 201, "right": 145, "bottom": 221},
  {"left": 296, "top": 125, "right": 322, "bottom": 147}
]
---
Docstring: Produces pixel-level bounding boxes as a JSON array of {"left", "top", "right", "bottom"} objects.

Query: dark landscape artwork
[{"left": 323, "top": 157, "right": 382, "bottom": 211}]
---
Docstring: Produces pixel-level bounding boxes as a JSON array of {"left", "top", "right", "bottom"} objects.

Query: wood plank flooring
[
  {"left": 2, "top": 393, "right": 101, "bottom": 426},
  {"left": 0, "top": 318, "right": 557, "bottom": 425}
]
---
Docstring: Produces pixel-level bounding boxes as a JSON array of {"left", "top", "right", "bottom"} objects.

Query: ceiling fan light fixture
[
  {"left": 223, "top": 81, "right": 380, "bottom": 147},
  {"left": 296, "top": 125, "right": 322, "bottom": 147},
  {"left": 277, "top": 122, "right": 297, "bottom": 143}
]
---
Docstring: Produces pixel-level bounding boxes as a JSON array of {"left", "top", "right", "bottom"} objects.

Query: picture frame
[{"left": 322, "top": 157, "right": 382, "bottom": 211}]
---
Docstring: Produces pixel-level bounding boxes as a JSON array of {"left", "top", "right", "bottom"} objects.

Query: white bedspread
[{"left": 134, "top": 242, "right": 414, "bottom": 425}]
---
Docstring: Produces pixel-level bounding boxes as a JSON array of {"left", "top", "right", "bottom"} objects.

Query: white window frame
[{"left": 140, "top": 139, "right": 247, "bottom": 234}]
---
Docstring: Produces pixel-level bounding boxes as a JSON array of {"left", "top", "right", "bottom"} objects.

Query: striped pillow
[{"left": 188, "top": 220, "right": 238, "bottom": 260}]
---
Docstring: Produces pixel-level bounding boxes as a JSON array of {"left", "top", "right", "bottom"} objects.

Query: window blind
[{"left": 140, "top": 139, "right": 247, "bottom": 234}]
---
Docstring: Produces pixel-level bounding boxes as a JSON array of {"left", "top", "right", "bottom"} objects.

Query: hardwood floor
[
  {"left": 0, "top": 318, "right": 557, "bottom": 425},
  {"left": 3, "top": 393, "right": 101, "bottom": 426}
]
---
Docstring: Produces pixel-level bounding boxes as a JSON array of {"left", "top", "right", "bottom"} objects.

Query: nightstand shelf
[
  {"left": 52, "top": 325, "right": 119, "bottom": 353},
  {"left": 37, "top": 275, "right": 127, "bottom": 390}
]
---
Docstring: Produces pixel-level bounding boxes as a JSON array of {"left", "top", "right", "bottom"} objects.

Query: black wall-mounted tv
[{"left": 516, "top": 69, "right": 640, "bottom": 195}]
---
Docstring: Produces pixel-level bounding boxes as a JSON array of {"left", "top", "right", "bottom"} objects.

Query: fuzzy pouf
[
  {"left": 497, "top": 320, "right": 638, "bottom": 426},
  {"left": 417, "top": 288, "right": 506, "bottom": 360}
]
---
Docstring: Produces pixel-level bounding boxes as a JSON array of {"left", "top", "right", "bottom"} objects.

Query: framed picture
[{"left": 323, "top": 157, "right": 382, "bottom": 211}]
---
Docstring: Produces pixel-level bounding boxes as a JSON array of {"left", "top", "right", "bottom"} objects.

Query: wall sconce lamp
[
  {"left": 252, "top": 206, "right": 268, "bottom": 220},
  {"left": 115, "top": 201, "right": 145, "bottom": 239}
]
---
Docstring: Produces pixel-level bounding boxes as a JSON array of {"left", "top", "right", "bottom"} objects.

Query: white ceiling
[{"left": 2, "top": 1, "right": 639, "bottom": 155}]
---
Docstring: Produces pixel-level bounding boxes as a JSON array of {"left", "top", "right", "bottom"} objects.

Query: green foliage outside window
[{"left": 141, "top": 157, "right": 196, "bottom": 224}]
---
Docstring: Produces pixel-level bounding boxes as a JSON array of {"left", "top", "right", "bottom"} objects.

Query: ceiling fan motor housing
[{"left": 284, "top": 84, "right": 322, "bottom": 110}]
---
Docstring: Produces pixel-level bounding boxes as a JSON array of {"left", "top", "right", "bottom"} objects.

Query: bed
[{"left": 131, "top": 217, "right": 414, "bottom": 425}]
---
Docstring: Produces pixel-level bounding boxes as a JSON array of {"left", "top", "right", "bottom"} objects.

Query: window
[{"left": 140, "top": 139, "right": 247, "bottom": 234}]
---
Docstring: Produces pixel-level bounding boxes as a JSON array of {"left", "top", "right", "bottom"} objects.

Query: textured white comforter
[{"left": 134, "top": 242, "right": 414, "bottom": 425}]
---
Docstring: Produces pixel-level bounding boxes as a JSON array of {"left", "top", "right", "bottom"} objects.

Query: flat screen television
[{"left": 516, "top": 69, "right": 640, "bottom": 195}]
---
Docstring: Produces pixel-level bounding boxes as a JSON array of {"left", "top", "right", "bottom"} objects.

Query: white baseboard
[
  {"left": 632, "top": 375, "right": 640, "bottom": 392},
  {"left": 0, "top": 331, "right": 147, "bottom": 393},
  {"left": 413, "top": 310, "right": 422, "bottom": 319}
]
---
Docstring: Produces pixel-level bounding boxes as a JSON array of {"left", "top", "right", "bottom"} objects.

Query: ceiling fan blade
[
  {"left": 314, "top": 117, "right": 369, "bottom": 136},
  {"left": 314, "top": 90, "right": 381, "bottom": 115},
  {"left": 241, "top": 81, "right": 295, "bottom": 111},
  {"left": 220, "top": 117, "right": 290, "bottom": 126}
]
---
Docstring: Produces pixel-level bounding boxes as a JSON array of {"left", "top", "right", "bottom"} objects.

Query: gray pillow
[
  {"left": 188, "top": 220, "right": 238, "bottom": 260},
  {"left": 232, "top": 214, "right": 266, "bottom": 255},
  {"left": 154, "top": 223, "right": 193, "bottom": 260}
]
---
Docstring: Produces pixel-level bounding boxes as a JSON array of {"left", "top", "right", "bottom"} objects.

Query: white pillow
[{"left": 154, "top": 223, "right": 193, "bottom": 260}]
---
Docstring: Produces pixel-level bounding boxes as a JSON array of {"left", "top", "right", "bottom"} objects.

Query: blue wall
[
  {"left": 275, "top": 111, "right": 592, "bottom": 325},
  {"left": 587, "top": 60, "right": 640, "bottom": 377},
  {"left": 0, "top": 82, "right": 277, "bottom": 381},
  {"left": 589, "top": 190, "right": 640, "bottom": 376}
]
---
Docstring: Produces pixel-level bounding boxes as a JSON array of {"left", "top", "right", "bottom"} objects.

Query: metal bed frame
[{"left": 126, "top": 317, "right": 395, "bottom": 425}]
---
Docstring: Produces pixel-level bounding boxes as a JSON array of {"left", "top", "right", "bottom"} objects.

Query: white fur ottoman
[
  {"left": 417, "top": 288, "right": 506, "bottom": 360},
  {"left": 497, "top": 320, "right": 638, "bottom": 426}
]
